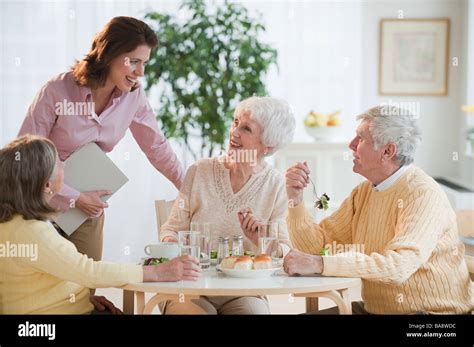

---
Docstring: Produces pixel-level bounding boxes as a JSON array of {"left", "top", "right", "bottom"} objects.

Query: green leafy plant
[
  {"left": 467, "top": 127, "right": 474, "bottom": 140},
  {"left": 467, "top": 127, "right": 474, "bottom": 153},
  {"left": 144, "top": 0, "right": 278, "bottom": 158}
]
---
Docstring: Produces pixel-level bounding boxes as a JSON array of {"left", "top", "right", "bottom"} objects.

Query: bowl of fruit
[{"left": 304, "top": 110, "right": 342, "bottom": 142}]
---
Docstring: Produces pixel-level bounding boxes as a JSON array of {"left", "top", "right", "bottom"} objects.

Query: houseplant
[
  {"left": 144, "top": 0, "right": 278, "bottom": 158},
  {"left": 467, "top": 127, "right": 474, "bottom": 154}
]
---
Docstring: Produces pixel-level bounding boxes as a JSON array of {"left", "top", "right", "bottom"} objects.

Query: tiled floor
[{"left": 96, "top": 284, "right": 362, "bottom": 314}]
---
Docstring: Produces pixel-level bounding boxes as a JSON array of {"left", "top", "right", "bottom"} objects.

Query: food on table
[
  {"left": 233, "top": 256, "right": 253, "bottom": 270},
  {"left": 253, "top": 254, "right": 272, "bottom": 269},
  {"left": 244, "top": 250, "right": 255, "bottom": 257},
  {"left": 143, "top": 257, "right": 169, "bottom": 265},
  {"left": 219, "top": 254, "right": 275, "bottom": 270},
  {"left": 220, "top": 256, "right": 239, "bottom": 269}
]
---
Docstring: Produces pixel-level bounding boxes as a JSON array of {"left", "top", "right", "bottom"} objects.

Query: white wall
[
  {"left": 242, "top": 0, "right": 363, "bottom": 143},
  {"left": 459, "top": 0, "right": 474, "bottom": 187},
  {"left": 360, "top": 0, "right": 467, "bottom": 179}
]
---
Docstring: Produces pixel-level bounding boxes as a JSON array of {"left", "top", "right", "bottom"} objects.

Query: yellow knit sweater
[
  {"left": 0, "top": 215, "right": 142, "bottom": 314},
  {"left": 287, "top": 166, "right": 473, "bottom": 314}
]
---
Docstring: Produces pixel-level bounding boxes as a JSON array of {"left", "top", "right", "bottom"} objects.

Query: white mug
[{"left": 144, "top": 242, "right": 180, "bottom": 259}]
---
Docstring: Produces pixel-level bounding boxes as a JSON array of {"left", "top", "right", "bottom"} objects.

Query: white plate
[{"left": 216, "top": 265, "right": 281, "bottom": 278}]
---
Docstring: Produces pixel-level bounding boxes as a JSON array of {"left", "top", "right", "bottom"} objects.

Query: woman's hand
[
  {"left": 162, "top": 236, "right": 178, "bottom": 243},
  {"left": 75, "top": 190, "right": 112, "bottom": 218},
  {"left": 89, "top": 295, "right": 122, "bottom": 314},
  {"left": 285, "top": 162, "right": 311, "bottom": 207},
  {"left": 143, "top": 255, "right": 201, "bottom": 282},
  {"left": 238, "top": 208, "right": 261, "bottom": 246}
]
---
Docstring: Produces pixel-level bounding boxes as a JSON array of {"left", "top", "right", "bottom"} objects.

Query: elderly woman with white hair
[
  {"left": 159, "top": 96, "right": 296, "bottom": 314},
  {"left": 284, "top": 105, "right": 473, "bottom": 314}
]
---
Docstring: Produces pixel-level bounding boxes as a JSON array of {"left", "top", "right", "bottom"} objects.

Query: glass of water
[
  {"left": 198, "top": 234, "right": 211, "bottom": 269},
  {"left": 190, "top": 222, "right": 211, "bottom": 269},
  {"left": 257, "top": 222, "right": 285, "bottom": 265},
  {"left": 178, "top": 231, "right": 200, "bottom": 258},
  {"left": 257, "top": 222, "right": 277, "bottom": 255}
]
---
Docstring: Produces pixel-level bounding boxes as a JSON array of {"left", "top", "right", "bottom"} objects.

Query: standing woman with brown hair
[{"left": 18, "top": 17, "right": 184, "bottom": 261}]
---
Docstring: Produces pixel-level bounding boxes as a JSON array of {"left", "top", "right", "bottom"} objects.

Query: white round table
[{"left": 120, "top": 268, "right": 360, "bottom": 314}]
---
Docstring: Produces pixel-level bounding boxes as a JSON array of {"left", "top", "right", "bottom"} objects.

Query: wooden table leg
[
  {"left": 296, "top": 289, "right": 352, "bottom": 314},
  {"left": 123, "top": 290, "right": 135, "bottom": 314},
  {"left": 305, "top": 297, "right": 319, "bottom": 313},
  {"left": 136, "top": 292, "right": 145, "bottom": 314},
  {"left": 338, "top": 288, "right": 352, "bottom": 314}
]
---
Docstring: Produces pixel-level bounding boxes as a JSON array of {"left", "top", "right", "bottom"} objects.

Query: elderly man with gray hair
[{"left": 284, "top": 105, "right": 473, "bottom": 314}]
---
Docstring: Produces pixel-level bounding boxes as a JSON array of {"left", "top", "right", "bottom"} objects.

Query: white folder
[{"left": 52, "top": 143, "right": 129, "bottom": 235}]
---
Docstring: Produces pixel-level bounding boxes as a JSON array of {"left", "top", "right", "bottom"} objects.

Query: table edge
[{"left": 118, "top": 277, "right": 361, "bottom": 296}]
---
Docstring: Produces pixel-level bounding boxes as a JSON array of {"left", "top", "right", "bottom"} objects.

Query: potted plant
[
  {"left": 144, "top": 0, "right": 277, "bottom": 159},
  {"left": 467, "top": 127, "right": 474, "bottom": 154}
]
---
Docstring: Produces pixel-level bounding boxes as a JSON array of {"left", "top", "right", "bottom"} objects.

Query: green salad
[
  {"left": 209, "top": 250, "right": 254, "bottom": 259},
  {"left": 314, "top": 193, "right": 330, "bottom": 210},
  {"left": 143, "top": 257, "right": 169, "bottom": 265}
]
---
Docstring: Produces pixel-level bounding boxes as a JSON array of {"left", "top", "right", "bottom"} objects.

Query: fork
[
  {"left": 308, "top": 176, "right": 319, "bottom": 199},
  {"left": 307, "top": 176, "right": 319, "bottom": 204}
]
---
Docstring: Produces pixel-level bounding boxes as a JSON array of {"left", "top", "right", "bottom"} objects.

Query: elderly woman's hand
[
  {"left": 162, "top": 236, "right": 178, "bottom": 243},
  {"left": 283, "top": 249, "right": 323, "bottom": 276},
  {"left": 285, "top": 162, "right": 311, "bottom": 207},
  {"left": 89, "top": 295, "right": 122, "bottom": 314},
  {"left": 143, "top": 255, "right": 202, "bottom": 282},
  {"left": 238, "top": 208, "right": 261, "bottom": 246}
]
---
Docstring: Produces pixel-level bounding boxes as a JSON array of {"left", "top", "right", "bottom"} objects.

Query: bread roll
[
  {"left": 233, "top": 255, "right": 253, "bottom": 270},
  {"left": 220, "top": 256, "right": 238, "bottom": 269},
  {"left": 253, "top": 254, "right": 272, "bottom": 269}
]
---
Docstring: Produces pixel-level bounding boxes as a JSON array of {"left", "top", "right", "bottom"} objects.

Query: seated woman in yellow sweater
[
  {"left": 0, "top": 135, "right": 201, "bottom": 314},
  {"left": 283, "top": 105, "right": 473, "bottom": 314}
]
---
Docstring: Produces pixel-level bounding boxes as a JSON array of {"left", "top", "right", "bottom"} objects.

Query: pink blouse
[{"left": 18, "top": 71, "right": 184, "bottom": 211}]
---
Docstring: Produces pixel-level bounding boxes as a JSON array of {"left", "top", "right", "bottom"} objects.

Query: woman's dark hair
[
  {"left": 0, "top": 135, "right": 58, "bottom": 223},
  {"left": 72, "top": 16, "right": 158, "bottom": 91}
]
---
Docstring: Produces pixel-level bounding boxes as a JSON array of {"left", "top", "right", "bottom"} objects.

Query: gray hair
[
  {"left": 234, "top": 96, "right": 295, "bottom": 156},
  {"left": 356, "top": 105, "right": 422, "bottom": 166}
]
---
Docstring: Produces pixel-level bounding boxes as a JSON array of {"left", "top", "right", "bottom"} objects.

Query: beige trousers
[
  {"left": 58, "top": 214, "right": 105, "bottom": 294},
  {"left": 160, "top": 295, "right": 270, "bottom": 315},
  {"left": 61, "top": 214, "right": 105, "bottom": 261}
]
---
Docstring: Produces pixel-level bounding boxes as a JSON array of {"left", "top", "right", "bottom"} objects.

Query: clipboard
[{"left": 52, "top": 143, "right": 129, "bottom": 235}]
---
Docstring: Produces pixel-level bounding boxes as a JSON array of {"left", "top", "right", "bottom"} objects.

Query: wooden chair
[{"left": 155, "top": 200, "right": 175, "bottom": 239}]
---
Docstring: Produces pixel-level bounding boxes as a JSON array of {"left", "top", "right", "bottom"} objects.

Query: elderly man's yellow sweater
[
  {"left": 0, "top": 215, "right": 142, "bottom": 314},
  {"left": 287, "top": 166, "right": 472, "bottom": 314}
]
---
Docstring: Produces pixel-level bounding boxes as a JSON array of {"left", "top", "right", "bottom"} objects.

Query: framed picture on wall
[{"left": 379, "top": 18, "right": 450, "bottom": 95}]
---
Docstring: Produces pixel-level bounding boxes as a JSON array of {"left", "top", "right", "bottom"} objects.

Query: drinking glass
[
  {"left": 198, "top": 234, "right": 211, "bottom": 269},
  {"left": 178, "top": 231, "right": 200, "bottom": 258},
  {"left": 190, "top": 223, "right": 211, "bottom": 269},
  {"left": 257, "top": 222, "right": 286, "bottom": 265}
]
